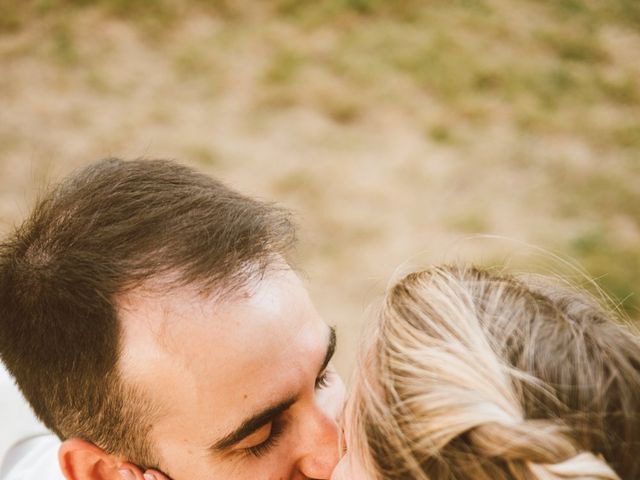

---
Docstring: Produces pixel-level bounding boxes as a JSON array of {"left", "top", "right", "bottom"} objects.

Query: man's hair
[
  {"left": 349, "top": 265, "right": 640, "bottom": 480},
  {"left": 0, "top": 158, "right": 295, "bottom": 467}
]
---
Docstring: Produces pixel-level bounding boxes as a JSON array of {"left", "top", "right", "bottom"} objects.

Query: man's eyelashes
[
  {"left": 242, "top": 419, "right": 287, "bottom": 459},
  {"left": 315, "top": 369, "right": 333, "bottom": 390}
]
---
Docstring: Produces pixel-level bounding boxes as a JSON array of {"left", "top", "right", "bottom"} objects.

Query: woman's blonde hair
[{"left": 349, "top": 265, "right": 640, "bottom": 479}]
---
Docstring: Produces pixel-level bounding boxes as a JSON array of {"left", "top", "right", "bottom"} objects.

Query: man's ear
[{"left": 59, "top": 439, "right": 145, "bottom": 480}]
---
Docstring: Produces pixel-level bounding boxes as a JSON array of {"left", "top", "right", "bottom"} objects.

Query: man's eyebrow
[
  {"left": 209, "top": 396, "right": 297, "bottom": 452},
  {"left": 318, "top": 326, "right": 336, "bottom": 377}
]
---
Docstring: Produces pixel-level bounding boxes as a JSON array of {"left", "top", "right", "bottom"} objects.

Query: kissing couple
[{"left": 1, "top": 159, "right": 638, "bottom": 480}]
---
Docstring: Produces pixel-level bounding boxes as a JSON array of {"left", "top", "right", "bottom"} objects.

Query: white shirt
[
  {"left": 0, "top": 436, "right": 63, "bottom": 480},
  {"left": 0, "top": 363, "right": 63, "bottom": 480}
]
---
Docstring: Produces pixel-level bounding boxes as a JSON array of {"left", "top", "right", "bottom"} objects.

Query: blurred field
[{"left": 0, "top": 0, "right": 639, "bottom": 378}]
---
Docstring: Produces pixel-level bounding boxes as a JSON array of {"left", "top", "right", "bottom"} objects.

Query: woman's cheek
[{"left": 330, "top": 455, "right": 350, "bottom": 480}]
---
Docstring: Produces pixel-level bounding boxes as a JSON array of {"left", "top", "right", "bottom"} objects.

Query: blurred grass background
[{"left": 0, "top": 0, "right": 638, "bottom": 374}]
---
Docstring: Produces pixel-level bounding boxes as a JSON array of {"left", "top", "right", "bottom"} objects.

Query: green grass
[
  {"left": 427, "top": 124, "right": 455, "bottom": 144},
  {"left": 538, "top": 0, "right": 640, "bottom": 31},
  {"left": 262, "top": 50, "right": 305, "bottom": 85},
  {"left": 446, "top": 211, "right": 490, "bottom": 234},
  {"left": 173, "top": 47, "right": 213, "bottom": 79},
  {"left": 611, "top": 124, "right": 640, "bottom": 149},
  {"left": 1, "top": 0, "right": 639, "bottom": 318},
  {"left": 569, "top": 228, "right": 640, "bottom": 318},
  {"left": 49, "top": 21, "right": 78, "bottom": 66},
  {"left": 546, "top": 164, "right": 640, "bottom": 318},
  {"left": 184, "top": 144, "right": 221, "bottom": 167},
  {"left": 537, "top": 29, "right": 608, "bottom": 64}
]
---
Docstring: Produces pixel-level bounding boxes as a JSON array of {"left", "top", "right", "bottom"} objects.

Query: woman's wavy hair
[{"left": 349, "top": 265, "right": 640, "bottom": 480}]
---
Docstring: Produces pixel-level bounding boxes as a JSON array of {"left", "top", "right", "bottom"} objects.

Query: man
[{"left": 0, "top": 159, "right": 345, "bottom": 480}]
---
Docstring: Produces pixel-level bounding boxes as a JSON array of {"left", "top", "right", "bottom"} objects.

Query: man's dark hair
[{"left": 0, "top": 158, "right": 295, "bottom": 467}]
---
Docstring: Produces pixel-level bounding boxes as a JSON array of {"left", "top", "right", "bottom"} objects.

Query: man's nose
[{"left": 295, "top": 404, "right": 341, "bottom": 479}]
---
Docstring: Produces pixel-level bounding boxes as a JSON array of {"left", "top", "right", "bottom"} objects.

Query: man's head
[{"left": 0, "top": 159, "right": 344, "bottom": 479}]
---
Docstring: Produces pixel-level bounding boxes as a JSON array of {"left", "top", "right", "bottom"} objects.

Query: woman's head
[{"left": 336, "top": 265, "right": 640, "bottom": 480}]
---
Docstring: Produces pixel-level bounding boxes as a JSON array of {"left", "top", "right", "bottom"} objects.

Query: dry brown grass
[{"left": 0, "top": 0, "right": 639, "bottom": 373}]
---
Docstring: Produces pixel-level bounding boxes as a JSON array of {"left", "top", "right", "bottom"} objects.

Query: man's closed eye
[{"left": 238, "top": 419, "right": 287, "bottom": 459}]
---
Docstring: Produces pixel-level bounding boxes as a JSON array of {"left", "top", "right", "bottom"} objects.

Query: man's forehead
[
  {"left": 119, "top": 267, "right": 305, "bottom": 342},
  {"left": 117, "top": 267, "right": 326, "bottom": 431}
]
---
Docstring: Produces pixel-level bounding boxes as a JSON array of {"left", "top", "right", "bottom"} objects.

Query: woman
[{"left": 332, "top": 265, "right": 640, "bottom": 480}]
